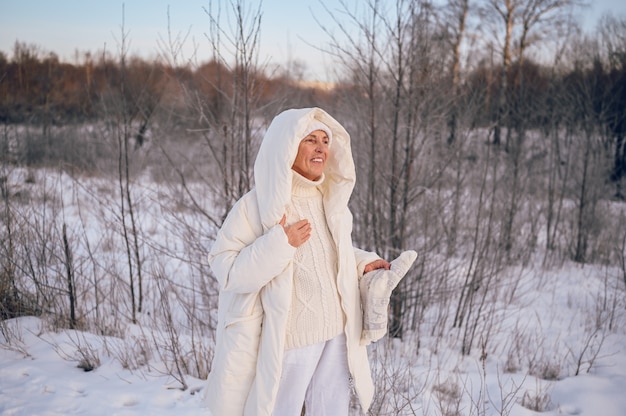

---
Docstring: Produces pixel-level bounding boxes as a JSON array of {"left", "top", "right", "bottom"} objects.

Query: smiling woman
[
  {"left": 291, "top": 123, "right": 332, "bottom": 181},
  {"left": 202, "top": 107, "right": 399, "bottom": 415}
]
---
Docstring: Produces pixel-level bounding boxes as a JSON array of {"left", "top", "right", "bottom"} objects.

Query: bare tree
[
  {"left": 538, "top": 30, "right": 574, "bottom": 260},
  {"left": 62, "top": 223, "right": 77, "bottom": 329},
  {"left": 560, "top": 38, "right": 609, "bottom": 264},
  {"left": 597, "top": 16, "right": 626, "bottom": 198},
  {"left": 97, "top": 7, "right": 166, "bottom": 323},
  {"left": 312, "top": 0, "right": 386, "bottom": 253},
  {"left": 441, "top": 0, "right": 471, "bottom": 146},
  {"left": 113, "top": 12, "right": 142, "bottom": 323},
  {"left": 617, "top": 232, "right": 626, "bottom": 287},
  {"left": 196, "top": 0, "right": 265, "bottom": 221},
  {"left": 482, "top": 0, "right": 581, "bottom": 147},
  {"left": 322, "top": 0, "right": 453, "bottom": 338},
  {"left": 482, "top": 0, "right": 515, "bottom": 146},
  {"left": 0, "top": 165, "right": 20, "bottom": 319}
]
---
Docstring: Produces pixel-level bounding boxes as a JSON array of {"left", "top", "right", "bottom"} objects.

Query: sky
[{"left": 1, "top": 0, "right": 625, "bottom": 81}]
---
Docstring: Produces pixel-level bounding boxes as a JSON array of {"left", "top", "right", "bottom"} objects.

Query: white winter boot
[{"left": 360, "top": 250, "right": 417, "bottom": 345}]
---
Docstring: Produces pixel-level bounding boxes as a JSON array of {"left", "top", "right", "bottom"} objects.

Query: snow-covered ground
[
  {"left": 1, "top": 317, "right": 207, "bottom": 415},
  {"left": 2, "top": 265, "right": 625, "bottom": 415},
  {"left": 1, "top": 168, "right": 625, "bottom": 415}
]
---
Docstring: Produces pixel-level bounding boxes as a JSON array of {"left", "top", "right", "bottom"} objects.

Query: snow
[
  {"left": 1, "top": 168, "right": 625, "bottom": 415},
  {"left": 0, "top": 318, "right": 207, "bottom": 415},
  {"left": 2, "top": 269, "right": 624, "bottom": 415}
]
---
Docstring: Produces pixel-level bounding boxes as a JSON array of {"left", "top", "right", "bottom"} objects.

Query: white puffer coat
[{"left": 203, "top": 107, "right": 380, "bottom": 415}]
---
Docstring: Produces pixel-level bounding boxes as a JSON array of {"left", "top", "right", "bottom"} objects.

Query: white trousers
[{"left": 272, "top": 334, "right": 351, "bottom": 416}]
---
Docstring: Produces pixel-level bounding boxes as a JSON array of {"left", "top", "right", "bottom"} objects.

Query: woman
[{"left": 203, "top": 107, "right": 405, "bottom": 415}]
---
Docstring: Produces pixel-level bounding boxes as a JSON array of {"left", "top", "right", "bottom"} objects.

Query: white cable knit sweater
[{"left": 284, "top": 172, "right": 345, "bottom": 349}]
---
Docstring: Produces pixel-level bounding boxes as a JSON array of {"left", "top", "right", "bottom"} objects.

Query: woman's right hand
[{"left": 280, "top": 215, "right": 311, "bottom": 247}]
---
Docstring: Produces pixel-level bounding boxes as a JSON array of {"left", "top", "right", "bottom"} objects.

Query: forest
[{"left": 1, "top": 0, "right": 626, "bottom": 415}]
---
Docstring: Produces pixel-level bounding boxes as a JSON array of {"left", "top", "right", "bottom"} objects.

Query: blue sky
[
  {"left": 1, "top": 0, "right": 625, "bottom": 81},
  {"left": 0, "top": 0, "right": 339, "bottom": 80}
]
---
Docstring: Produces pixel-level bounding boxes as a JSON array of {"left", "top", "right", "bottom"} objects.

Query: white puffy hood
[{"left": 254, "top": 107, "right": 356, "bottom": 231}]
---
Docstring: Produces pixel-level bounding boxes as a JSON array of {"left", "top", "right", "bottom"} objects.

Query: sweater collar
[{"left": 292, "top": 170, "right": 324, "bottom": 197}]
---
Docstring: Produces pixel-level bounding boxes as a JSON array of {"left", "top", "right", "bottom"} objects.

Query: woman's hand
[
  {"left": 364, "top": 259, "right": 391, "bottom": 274},
  {"left": 280, "top": 215, "right": 311, "bottom": 248}
]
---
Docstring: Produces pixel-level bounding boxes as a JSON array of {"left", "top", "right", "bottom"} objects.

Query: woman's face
[{"left": 292, "top": 129, "right": 330, "bottom": 181}]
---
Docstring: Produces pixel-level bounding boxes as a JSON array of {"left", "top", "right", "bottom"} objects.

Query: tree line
[{"left": 1, "top": 12, "right": 624, "bottom": 185}]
